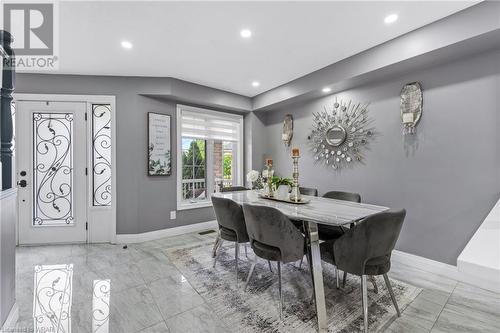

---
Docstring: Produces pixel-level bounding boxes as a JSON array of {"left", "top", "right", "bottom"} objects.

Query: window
[
  {"left": 177, "top": 105, "right": 243, "bottom": 210},
  {"left": 92, "top": 104, "right": 112, "bottom": 206},
  {"left": 181, "top": 138, "right": 206, "bottom": 202}
]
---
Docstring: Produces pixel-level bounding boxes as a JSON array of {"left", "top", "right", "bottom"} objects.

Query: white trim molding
[
  {"left": 392, "top": 250, "right": 459, "bottom": 280},
  {"left": 1, "top": 302, "right": 19, "bottom": 333},
  {"left": 457, "top": 197, "right": 500, "bottom": 294},
  {"left": 393, "top": 249, "right": 500, "bottom": 293},
  {"left": 115, "top": 220, "right": 218, "bottom": 244},
  {"left": 0, "top": 188, "right": 17, "bottom": 200}
]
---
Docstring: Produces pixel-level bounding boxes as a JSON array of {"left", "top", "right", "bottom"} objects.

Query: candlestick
[
  {"left": 289, "top": 155, "right": 302, "bottom": 202},
  {"left": 265, "top": 161, "right": 275, "bottom": 197}
]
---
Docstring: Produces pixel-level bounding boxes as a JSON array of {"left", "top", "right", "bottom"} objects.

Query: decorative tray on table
[{"left": 258, "top": 194, "right": 311, "bottom": 204}]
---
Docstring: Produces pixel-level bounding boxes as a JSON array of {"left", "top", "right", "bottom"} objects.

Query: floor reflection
[
  {"left": 32, "top": 264, "right": 111, "bottom": 333},
  {"left": 92, "top": 280, "right": 111, "bottom": 333},
  {"left": 33, "top": 264, "right": 73, "bottom": 333}
]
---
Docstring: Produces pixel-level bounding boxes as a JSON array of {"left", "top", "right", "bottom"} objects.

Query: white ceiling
[{"left": 48, "top": 1, "right": 478, "bottom": 97}]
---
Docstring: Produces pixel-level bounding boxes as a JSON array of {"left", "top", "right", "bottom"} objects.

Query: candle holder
[{"left": 289, "top": 154, "right": 302, "bottom": 202}]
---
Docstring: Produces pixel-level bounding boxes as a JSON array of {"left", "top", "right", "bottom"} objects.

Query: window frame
[{"left": 176, "top": 104, "right": 243, "bottom": 210}]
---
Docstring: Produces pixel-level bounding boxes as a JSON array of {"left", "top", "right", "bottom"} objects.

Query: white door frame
[{"left": 14, "top": 93, "right": 117, "bottom": 244}]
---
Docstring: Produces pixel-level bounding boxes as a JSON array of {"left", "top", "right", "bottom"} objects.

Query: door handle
[{"left": 17, "top": 179, "right": 27, "bottom": 188}]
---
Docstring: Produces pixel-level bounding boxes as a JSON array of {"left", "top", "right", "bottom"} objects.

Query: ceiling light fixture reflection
[
  {"left": 121, "top": 40, "right": 133, "bottom": 49},
  {"left": 252, "top": 81, "right": 260, "bottom": 87},
  {"left": 322, "top": 87, "right": 332, "bottom": 93},
  {"left": 240, "top": 29, "right": 252, "bottom": 38},
  {"left": 384, "top": 14, "right": 398, "bottom": 24}
]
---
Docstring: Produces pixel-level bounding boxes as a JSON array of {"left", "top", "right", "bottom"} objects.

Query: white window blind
[{"left": 180, "top": 109, "right": 242, "bottom": 142}]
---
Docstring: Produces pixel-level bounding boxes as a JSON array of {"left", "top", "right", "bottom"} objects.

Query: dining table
[{"left": 212, "top": 189, "right": 389, "bottom": 333}]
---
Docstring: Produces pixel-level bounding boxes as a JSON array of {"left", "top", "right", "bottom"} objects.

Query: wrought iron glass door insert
[{"left": 32, "top": 113, "right": 74, "bottom": 226}]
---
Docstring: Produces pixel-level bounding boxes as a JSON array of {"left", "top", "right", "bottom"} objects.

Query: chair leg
[
  {"left": 213, "top": 240, "right": 224, "bottom": 268},
  {"left": 278, "top": 261, "right": 283, "bottom": 319},
  {"left": 383, "top": 273, "right": 401, "bottom": 317},
  {"left": 334, "top": 266, "right": 340, "bottom": 289},
  {"left": 244, "top": 255, "right": 257, "bottom": 291},
  {"left": 298, "top": 255, "right": 304, "bottom": 269},
  {"left": 370, "top": 275, "right": 378, "bottom": 294},
  {"left": 305, "top": 244, "right": 316, "bottom": 304},
  {"left": 342, "top": 271, "right": 347, "bottom": 288},
  {"left": 361, "top": 275, "right": 368, "bottom": 333},
  {"left": 212, "top": 233, "right": 220, "bottom": 258},
  {"left": 267, "top": 260, "right": 273, "bottom": 273},
  {"left": 235, "top": 244, "right": 239, "bottom": 286},
  {"left": 244, "top": 243, "right": 248, "bottom": 258}
]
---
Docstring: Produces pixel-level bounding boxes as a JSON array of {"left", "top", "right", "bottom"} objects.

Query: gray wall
[
  {"left": 259, "top": 49, "right": 500, "bottom": 265},
  {"left": 244, "top": 111, "right": 267, "bottom": 181},
  {"left": 15, "top": 75, "right": 249, "bottom": 234},
  {"left": 0, "top": 189, "right": 17, "bottom": 327}
]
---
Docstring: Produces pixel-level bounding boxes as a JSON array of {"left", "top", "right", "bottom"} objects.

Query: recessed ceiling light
[
  {"left": 384, "top": 14, "right": 398, "bottom": 24},
  {"left": 322, "top": 87, "right": 331, "bottom": 93},
  {"left": 240, "top": 29, "right": 252, "bottom": 38},
  {"left": 252, "top": 81, "right": 260, "bottom": 87},
  {"left": 121, "top": 40, "right": 133, "bottom": 49}
]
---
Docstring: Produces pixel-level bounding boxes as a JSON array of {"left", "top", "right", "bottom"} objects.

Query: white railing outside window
[{"left": 182, "top": 178, "right": 207, "bottom": 202}]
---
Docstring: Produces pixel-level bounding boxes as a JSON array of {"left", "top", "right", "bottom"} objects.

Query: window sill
[{"left": 177, "top": 201, "right": 212, "bottom": 211}]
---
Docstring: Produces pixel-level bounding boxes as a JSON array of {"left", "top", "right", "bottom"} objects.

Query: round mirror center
[{"left": 325, "top": 125, "right": 347, "bottom": 146}]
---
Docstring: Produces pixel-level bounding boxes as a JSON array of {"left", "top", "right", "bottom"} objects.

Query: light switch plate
[{"left": 170, "top": 211, "right": 176, "bottom": 220}]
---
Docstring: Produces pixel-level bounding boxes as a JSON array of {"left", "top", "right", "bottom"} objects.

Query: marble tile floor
[{"left": 12, "top": 230, "right": 500, "bottom": 333}]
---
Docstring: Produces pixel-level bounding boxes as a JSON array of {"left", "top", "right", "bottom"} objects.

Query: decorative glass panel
[
  {"left": 92, "top": 279, "right": 111, "bottom": 333},
  {"left": 92, "top": 104, "right": 112, "bottom": 206},
  {"left": 33, "top": 264, "right": 73, "bottom": 333},
  {"left": 33, "top": 113, "right": 74, "bottom": 226}
]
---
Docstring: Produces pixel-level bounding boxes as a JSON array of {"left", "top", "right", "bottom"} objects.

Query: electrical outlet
[{"left": 170, "top": 211, "right": 176, "bottom": 220}]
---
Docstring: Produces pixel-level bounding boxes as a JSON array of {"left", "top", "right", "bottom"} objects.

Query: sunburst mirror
[{"left": 308, "top": 98, "right": 375, "bottom": 170}]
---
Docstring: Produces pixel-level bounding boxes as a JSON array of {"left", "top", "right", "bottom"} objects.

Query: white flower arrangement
[
  {"left": 246, "top": 170, "right": 263, "bottom": 189},
  {"left": 246, "top": 170, "right": 259, "bottom": 182}
]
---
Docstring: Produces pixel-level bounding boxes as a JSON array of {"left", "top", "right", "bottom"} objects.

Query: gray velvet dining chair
[
  {"left": 319, "top": 190, "right": 361, "bottom": 240},
  {"left": 320, "top": 209, "right": 406, "bottom": 333},
  {"left": 319, "top": 190, "right": 363, "bottom": 288},
  {"left": 211, "top": 196, "right": 250, "bottom": 286},
  {"left": 220, "top": 186, "right": 249, "bottom": 192},
  {"left": 293, "top": 186, "right": 319, "bottom": 267},
  {"left": 212, "top": 186, "right": 249, "bottom": 258},
  {"left": 242, "top": 204, "right": 307, "bottom": 319},
  {"left": 291, "top": 187, "right": 319, "bottom": 232},
  {"left": 299, "top": 186, "right": 319, "bottom": 197}
]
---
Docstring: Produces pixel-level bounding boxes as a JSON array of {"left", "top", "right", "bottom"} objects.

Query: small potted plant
[{"left": 271, "top": 176, "right": 293, "bottom": 199}]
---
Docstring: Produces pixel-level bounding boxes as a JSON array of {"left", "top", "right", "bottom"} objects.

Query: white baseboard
[
  {"left": 1, "top": 303, "right": 18, "bottom": 333},
  {"left": 457, "top": 260, "right": 500, "bottom": 294},
  {"left": 393, "top": 250, "right": 500, "bottom": 293},
  {"left": 392, "top": 250, "right": 459, "bottom": 280},
  {"left": 115, "top": 220, "right": 218, "bottom": 244}
]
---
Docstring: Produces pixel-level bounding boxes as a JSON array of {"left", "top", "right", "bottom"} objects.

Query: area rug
[{"left": 167, "top": 243, "right": 421, "bottom": 333}]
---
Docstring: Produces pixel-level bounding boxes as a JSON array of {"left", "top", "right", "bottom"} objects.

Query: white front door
[{"left": 17, "top": 101, "right": 87, "bottom": 244}]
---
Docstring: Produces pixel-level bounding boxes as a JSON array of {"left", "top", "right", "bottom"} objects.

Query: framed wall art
[{"left": 148, "top": 112, "right": 171, "bottom": 176}]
